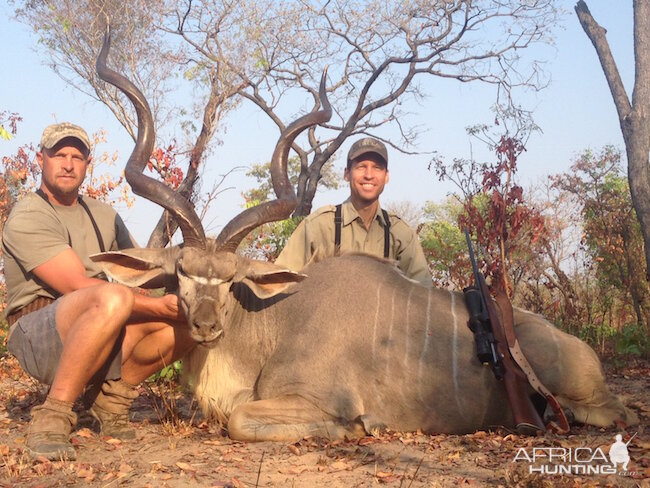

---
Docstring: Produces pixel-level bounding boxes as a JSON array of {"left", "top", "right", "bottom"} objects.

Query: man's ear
[
  {"left": 385, "top": 169, "right": 389, "bottom": 184},
  {"left": 344, "top": 167, "right": 350, "bottom": 182},
  {"left": 36, "top": 151, "right": 44, "bottom": 170}
]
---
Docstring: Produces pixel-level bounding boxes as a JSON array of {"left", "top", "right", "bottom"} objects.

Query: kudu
[{"left": 92, "top": 28, "right": 637, "bottom": 441}]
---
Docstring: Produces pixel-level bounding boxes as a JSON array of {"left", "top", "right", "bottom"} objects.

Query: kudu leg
[{"left": 228, "top": 395, "right": 365, "bottom": 442}]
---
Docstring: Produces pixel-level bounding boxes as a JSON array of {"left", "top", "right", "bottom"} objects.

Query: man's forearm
[{"left": 129, "top": 290, "right": 184, "bottom": 323}]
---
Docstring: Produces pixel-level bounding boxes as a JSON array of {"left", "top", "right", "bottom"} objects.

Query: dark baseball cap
[
  {"left": 347, "top": 137, "right": 388, "bottom": 168},
  {"left": 40, "top": 122, "right": 91, "bottom": 154}
]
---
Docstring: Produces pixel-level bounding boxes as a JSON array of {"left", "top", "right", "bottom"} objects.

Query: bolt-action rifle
[{"left": 463, "top": 230, "right": 546, "bottom": 435}]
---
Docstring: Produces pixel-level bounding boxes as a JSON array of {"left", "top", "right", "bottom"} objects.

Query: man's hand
[
  {"left": 130, "top": 292, "right": 186, "bottom": 324},
  {"left": 158, "top": 293, "right": 185, "bottom": 322}
]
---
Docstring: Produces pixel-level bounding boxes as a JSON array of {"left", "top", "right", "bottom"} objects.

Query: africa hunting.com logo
[{"left": 512, "top": 433, "right": 638, "bottom": 476}]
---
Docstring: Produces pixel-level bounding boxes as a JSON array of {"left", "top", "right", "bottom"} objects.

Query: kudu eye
[{"left": 177, "top": 260, "right": 190, "bottom": 279}]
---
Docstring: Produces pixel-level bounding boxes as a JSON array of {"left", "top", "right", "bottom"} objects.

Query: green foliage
[
  {"left": 239, "top": 155, "right": 340, "bottom": 261},
  {"left": 419, "top": 198, "right": 470, "bottom": 288},
  {"left": 244, "top": 156, "right": 340, "bottom": 205},
  {"left": 551, "top": 146, "right": 650, "bottom": 334},
  {"left": 577, "top": 322, "right": 649, "bottom": 359},
  {"left": 615, "top": 323, "right": 650, "bottom": 357},
  {"left": 58, "top": 16, "right": 72, "bottom": 34},
  {"left": 148, "top": 360, "right": 183, "bottom": 383},
  {"left": 240, "top": 215, "right": 303, "bottom": 262},
  {"left": 578, "top": 323, "right": 617, "bottom": 347},
  {"left": 253, "top": 48, "right": 270, "bottom": 70}
]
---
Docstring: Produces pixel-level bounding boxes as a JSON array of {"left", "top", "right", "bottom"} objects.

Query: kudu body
[{"left": 92, "top": 27, "right": 637, "bottom": 442}]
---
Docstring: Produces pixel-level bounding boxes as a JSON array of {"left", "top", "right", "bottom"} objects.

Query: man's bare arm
[
  {"left": 129, "top": 293, "right": 184, "bottom": 323},
  {"left": 33, "top": 248, "right": 105, "bottom": 293},
  {"left": 33, "top": 248, "right": 183, "bottom": 322}
]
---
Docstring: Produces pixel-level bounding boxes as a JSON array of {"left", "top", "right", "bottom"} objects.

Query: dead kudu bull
[{"left": 92, "top": 28, "right": 637, "bottom": 442}]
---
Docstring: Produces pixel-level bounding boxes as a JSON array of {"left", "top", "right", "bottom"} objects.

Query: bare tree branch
[{"left": 574, "top": 1, "right": 632, "bottom": 122}]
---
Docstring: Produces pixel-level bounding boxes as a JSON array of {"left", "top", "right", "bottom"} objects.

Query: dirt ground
[{"left": 0, "top": 355, "right": 647, "bottom": 488}]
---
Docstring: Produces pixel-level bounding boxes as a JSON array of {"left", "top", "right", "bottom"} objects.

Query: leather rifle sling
[{"left": 494, "top": 291, "right": 570, "bottom": 434}]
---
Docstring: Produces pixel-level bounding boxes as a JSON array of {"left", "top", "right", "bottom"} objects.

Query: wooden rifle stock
[{"left": 476, "top": 273, "right": 546, "bottom": 435}]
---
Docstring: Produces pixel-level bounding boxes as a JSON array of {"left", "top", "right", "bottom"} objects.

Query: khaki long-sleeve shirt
[{"left": 275, "top": 199, "right": 432, "bottom": 287}]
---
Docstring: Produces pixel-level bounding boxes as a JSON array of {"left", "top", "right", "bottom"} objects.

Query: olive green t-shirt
[
  {"left": 275, "top": 199, "right": 432, "bottom": 287},
  {"left": 2, "top": 192, "right": 136, "bottom": 317}
]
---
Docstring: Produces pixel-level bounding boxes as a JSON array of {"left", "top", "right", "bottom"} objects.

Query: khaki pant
[{"left": 7, "top": 299, "right": 123, "bottom": 386}]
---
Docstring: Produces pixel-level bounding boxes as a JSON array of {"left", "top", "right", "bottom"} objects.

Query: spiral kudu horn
[
  {"left": 96, "top": 23, "right": 206, "bottom": 249},
  {"left": 214, "top": 69, "right": 332, "bottom": 252}
]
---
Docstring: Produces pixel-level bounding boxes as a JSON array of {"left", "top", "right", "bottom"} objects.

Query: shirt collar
[{"left": 341, "top": 199, "right": 387, "bottom": 227}]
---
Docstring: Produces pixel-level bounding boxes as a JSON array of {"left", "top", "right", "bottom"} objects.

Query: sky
[{"left": 0, "top": 1, "right": 635, "bottom": 245}]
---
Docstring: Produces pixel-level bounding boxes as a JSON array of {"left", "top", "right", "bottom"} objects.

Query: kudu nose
[
  {"left": 191, "top": 318, "right": 223, "bottom": 340},
  {"left": 190, "top": 297, "right": 224, "bottom": 341}
]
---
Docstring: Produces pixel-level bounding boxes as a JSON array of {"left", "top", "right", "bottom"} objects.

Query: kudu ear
[
  {"left": 236, "top": 260, "right": 307, "bottom": 299},
  {"left": 90, "top": 247, "right": 182, "bottom": 289}
]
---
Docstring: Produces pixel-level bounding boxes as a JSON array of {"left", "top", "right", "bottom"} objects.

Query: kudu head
[{"left": 91, "top": 25, "right": 331, "bottom": 346}]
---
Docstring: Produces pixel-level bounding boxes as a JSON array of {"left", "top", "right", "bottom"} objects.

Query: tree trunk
[
  {"left": 147, "top": 75, "right": 222, "bottom": 247},
  {"left": 576, "top": 0, "right": 650, "bottom": 278},
  {"left": 625, "top": 115, "right": 650, "bottom": 280}
]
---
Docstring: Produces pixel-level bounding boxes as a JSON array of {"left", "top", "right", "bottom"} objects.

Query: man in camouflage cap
[
  {"left": 2, "top": 123, "right": 194, "bottom": 460},
  {"left": 276, "top": 137, "right": 432, "bottom": 287},
  {"left": 40, "top": 122, "right": 92, "bottom": 155}
]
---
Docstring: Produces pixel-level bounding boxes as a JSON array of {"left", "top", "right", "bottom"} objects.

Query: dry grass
[{"left": 144, "top": 374, "right": 200, "bottom": 436}]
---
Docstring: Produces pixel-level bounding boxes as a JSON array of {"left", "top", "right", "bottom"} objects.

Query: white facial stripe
[{"left": 189, "top": 275, "right": 226, "bottom": 286}]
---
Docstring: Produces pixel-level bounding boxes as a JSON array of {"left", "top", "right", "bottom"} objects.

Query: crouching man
[{"left": 2, "top": 123, "right": 195, "bottom": 460}]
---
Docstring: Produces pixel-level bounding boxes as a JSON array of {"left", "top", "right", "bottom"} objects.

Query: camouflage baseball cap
[
  {"left": 40, "top": 122, "right": 91, "bottom": 153},
  {"left": 347, "top": 137, "right": 388, "bottom": 167}
]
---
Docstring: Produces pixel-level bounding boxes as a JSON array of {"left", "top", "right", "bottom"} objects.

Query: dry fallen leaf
[
  {"left": 279, "top": 465, "right": 308, "bottom": 475},
  {"left": 176, "top": 461, "right": 197, "bottom": 472},
  {"left": 375, "top": 470, "right": 394, "bottom": 478},
  {"left": 287, "top": 444, "right": 300, "bottom": 455},
  {"left": 376, "top": 471, "right": 401, "bottom": 484},
  {"left": 75, "top": 428, "right": 94, "bottom": 439},
  {"left": 101, "top": 472, "right": 116, "bottom": 482},
  {"left": 358, "top": 436, "right": 379, "bottom": 446},
  {"left": 34, "top": 462, "right": 54, "bottom": 476},
  {"left": 76, "top": 467, "right": 95, "bottom": 481},
  {"left": 329, "top": 460, "right": 350, "bottom": 472},
  {"left": 630, "top": 440, "right": 650, "bottom": 450}
]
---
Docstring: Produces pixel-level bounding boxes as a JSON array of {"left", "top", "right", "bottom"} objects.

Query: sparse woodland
[{"left": 0, "top": 1, "right": 648, "bottom": 485}]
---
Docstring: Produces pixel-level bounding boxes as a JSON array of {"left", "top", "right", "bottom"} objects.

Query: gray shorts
[{"left": 6, "top": 299, "right": 123, "bottom": 385}]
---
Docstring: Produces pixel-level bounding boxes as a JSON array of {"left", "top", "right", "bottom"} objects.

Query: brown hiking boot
[
  {"left": 26, "top": 397, "right": 77, "bottom": 461},
  {"left": 89, "top": 379, "right": 139, "bottom": 440}
]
